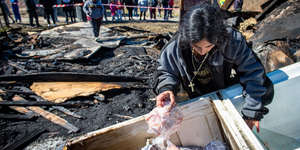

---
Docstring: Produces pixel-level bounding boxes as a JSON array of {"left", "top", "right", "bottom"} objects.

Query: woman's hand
[
  {"left": 156, "top": 91, "right": 175, "bottom": 108},
  {"left": 244, "top": 119, "right": 260, "bottom": 133}
]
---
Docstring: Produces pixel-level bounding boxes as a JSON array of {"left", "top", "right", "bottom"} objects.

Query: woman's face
[{"left": 191, "top": 38, "right": 215, "bottom": 56}]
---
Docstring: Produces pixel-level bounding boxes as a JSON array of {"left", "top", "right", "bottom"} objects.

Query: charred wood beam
[
  {"left": 0, "top": 72, "right": 149, "bottom": 82},
  {"left": 7, "top": 61, "right": 31, "bottom": 73},
  {"left": 0, "top": 100, "right": 94, "bottom": 107},
  {"left": 2, "top": 128, "right": 47, "bottom": 150},
  {"left": 255, "top": 0, "right": 287, "bottom": 21},
  {"left": 0, "top": 99, "right": 37, "bottom": 117},
  {"left": 52, "top": 106, "right": 83, "bottom": 119},
  {"left": 0, "top": 113, "right": 36, "bottom": 120},
  {"left": 4, "top": 66, "right": 14, "bottom": 75},
  {"left": 13, "top": 95, "right": 80, "bottom": 132},
  {"left": 30, "top": 95, "right": 83, "bottom": 119},
  {"left": 0, "top": 88, "right": 35, "bottom": 95},
  {"left": 260, "top": 0, "right": 274, "bottom": 10}
]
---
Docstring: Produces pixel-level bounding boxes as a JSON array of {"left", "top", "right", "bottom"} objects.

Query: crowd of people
[{"left": 1, "top": 0, "right": 176, "bottom": 27}]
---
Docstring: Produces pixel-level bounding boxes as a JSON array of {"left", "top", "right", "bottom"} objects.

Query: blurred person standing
[
  {"left": 83, "top": 0, "right": 104, "bottom": 41},
  {"left": 156, "top": 0, "right": 161, "bottom": 17},
  {"left": 74, "top": 0, "right": 86, "bottom": 21},
  {"left": 161, "top": 0, "right": 168, "bottom": 21},
  {"left": 53, "top": 0, "right": 60, "bottom": 22},
  {"left": 39, "top": 0, "right": 57, "bottom": 26},
  {"left": 116, "top": 0, "right": 123, "bottom": 20},
  {"left": 110, "top": 0, "right": 117, "bottom": 21},
  {"left": 148, "top": 0, "right": 157, "bottom": 20},
  {"left": 234, "top": 0, "right": 243, "bottom": 11},
  {"left": 24, "top": 0, "right": 41, "bottom": 27},
  {"left": 138, "top": 0, "right": 147, "bottom": 20},
  {"left": 133, "top": 0, "right": 138, "bottom": 19},
  {"left": 61, "top": 0, "right": 74, "bottom": 23},
  {"left": 101, "top": 0, "right": 108, "bottom": 21},
  {"left": 11, "top": 0, "right": 21, "bottom": 22},
  {"left": 1, "top": 0, "right": 15, "bottom": 24},
  {"left": 124, "top": 0, "right": 134, "bottom": 20},
  {"left": 168, "top": 0, "right": 172, "bottom": 18}
]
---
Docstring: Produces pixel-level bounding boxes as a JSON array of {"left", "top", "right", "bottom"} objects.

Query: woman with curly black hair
[{"left": 152, "top": 5, "right": 274, "bottom": 133}]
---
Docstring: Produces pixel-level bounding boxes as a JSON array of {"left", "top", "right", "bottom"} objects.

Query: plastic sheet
[{"left": 145, "top": 100, "right": 183, "bottom": 139}]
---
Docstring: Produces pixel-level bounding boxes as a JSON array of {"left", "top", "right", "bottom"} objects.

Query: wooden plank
[
  {"left": 211, "top": 93, "right": 264, "bottom": 150},
  {"left": 177, "top": 97, "right": 223, "bottom": 147},
  {"left": 66, "top": 116, "right": 161, "bottom": 150},
  {"left": 12, "top": 95, "right": 80, "bottom": 133},
  {"left": 221, "top": 0, "right": 234, "bottom": 10},
  {"left": 30, "top": 82, "right": 122, "bottom": 103}
]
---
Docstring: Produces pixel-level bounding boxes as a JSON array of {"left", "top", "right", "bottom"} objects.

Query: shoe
[
  {"left": 56, "top": 20, "right": 60, "bottom": 22},
  {"left": 30, "top": 25, "right": 35, "bottom": 28},
  {"left": 36, "top": 24, "right": 42, "bottom": 27},
  {"left": 53, "top": 24, "right": 57, "bottom": 26},
  {"left": 94, "top": 37, "right": 100, "bottom": 41},
  {"left": 48, "top": 24, "right": 51, "bottom": 26}
]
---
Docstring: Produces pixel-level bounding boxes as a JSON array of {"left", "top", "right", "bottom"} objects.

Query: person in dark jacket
[
  {"left": 161, "top": 0, "right": 168, "bottom": 20},
  {"left": 24, "top": 0, "right": 41, "bottom": 27},
  {"left": 124, "top": 0, "right": 134, "bottom": 20},
  {"left": 234, "top": 0, "right": 243, "bottom": 11},
  {"left": 61, "top": 0, "right": 74, "bottom": 23},
  {"left": 1, "top": 0, "right": 15, "bottom": 24},
  {"left": 152, "top": 5, "right": 274, "bottom": 133},
  {"left": 148, "top": 0, "right": 157, "bottom": 20},
  {"left": 39, "top": 0, "right": 56, "bottom": 26}
]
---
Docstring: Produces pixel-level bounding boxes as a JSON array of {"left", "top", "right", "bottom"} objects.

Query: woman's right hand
[{"left": 156, "top": 91, "right": 175, "bottom": 108}]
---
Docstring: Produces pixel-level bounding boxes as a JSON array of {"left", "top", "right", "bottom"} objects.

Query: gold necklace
[{"left": 189, "top": 48, "right": 209, "bottom": 92}]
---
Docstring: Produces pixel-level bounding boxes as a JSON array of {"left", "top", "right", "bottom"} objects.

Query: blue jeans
[
  {"left": 133, "top": 7, "right": 138, "bottom": 17},
  {"left": 163, "top": 5, "right": 168, "bottom": 20}
]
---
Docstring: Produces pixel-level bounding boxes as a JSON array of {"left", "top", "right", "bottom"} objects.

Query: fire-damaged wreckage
[{"left": 1, "top": 1, "right": 300, "bottom": 149}]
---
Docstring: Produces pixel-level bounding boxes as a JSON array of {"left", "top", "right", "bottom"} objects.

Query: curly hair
[{"left": 179, "top": 5, "right": 230, "bottom": 49}]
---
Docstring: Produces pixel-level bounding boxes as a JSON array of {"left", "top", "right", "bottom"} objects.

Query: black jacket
[
  {"left": 152, "top": 28, "right": 274, "bottom": 121},
  {"left": 124, "top": 0, "right": 134, "bottom": 5},
  {"left": 25, "top": 0, "right": 37, "bottom": 11},
  {"left": 39, "top": 0, "right": 56, "bottom": 10},
  {"left": 148, "top": 0, "right": 157, "bottom": 7}
]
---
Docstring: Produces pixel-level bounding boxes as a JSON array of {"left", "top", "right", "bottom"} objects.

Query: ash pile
[{"left": 0, "top": 22, "right": 172, "bottom": 150}]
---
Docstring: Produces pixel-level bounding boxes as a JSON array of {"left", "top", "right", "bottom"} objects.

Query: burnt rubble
[{"left": 0, "top": 23, "right": 168, "bottom": 150}]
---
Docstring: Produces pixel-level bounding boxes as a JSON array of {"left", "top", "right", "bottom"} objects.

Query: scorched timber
[
  {"left": 12, "top": 95, "right": 80, "bottom": 132},
  {"left": 0, "top": 72, "right": 148, "bottom": 82},
  {"left": 0, "top": 100, "right": 94, "bottom": 107}
]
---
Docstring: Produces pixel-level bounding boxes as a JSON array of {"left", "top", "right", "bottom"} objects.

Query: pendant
[{"left": 189, "top": 81, "right": 195, "bottom": 92}]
